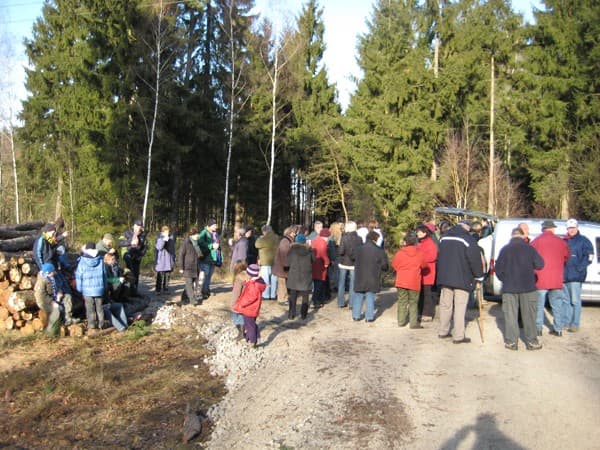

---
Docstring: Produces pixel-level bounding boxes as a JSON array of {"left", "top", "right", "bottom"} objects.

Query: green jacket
[
  {"left": 255, "top": 231, "right": 279, "bottom": 266},
  {"left": 198, "top": 228, "right": 217, "bottom": 264}
]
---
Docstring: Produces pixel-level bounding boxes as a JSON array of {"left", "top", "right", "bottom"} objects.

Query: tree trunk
[
  {"left": 488, "top": 55, "right": 495, "bottom": 215},
  {"left": 0, "top": 235, "right": 36, "bottom": 252}
]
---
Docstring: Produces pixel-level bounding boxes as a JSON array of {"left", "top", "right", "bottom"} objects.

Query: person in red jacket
[
  {"left": 531, "top": 220, "right": 570, "bottom": 336},
  {"left": 416, "top": 224, "right": 438, "bottom": 322},
  {"left": 393, "top": 232, "right": 428, "bottom": 329},
  {"left": 233, "top": 264, "right": 266, "bottom": 347},
  {"left": 311, "top": 228, "right": 331, "bottom": 308}
]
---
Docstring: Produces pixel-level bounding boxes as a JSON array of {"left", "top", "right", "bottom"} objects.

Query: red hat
[
  {"left": 424, "top": 223, "right": 436, "bottom": 233},
  {"left": 319, "top": 228, "right": 331, "bottom": 237}
]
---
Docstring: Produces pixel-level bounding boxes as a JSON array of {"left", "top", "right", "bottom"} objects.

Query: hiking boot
[
  {"left": 549, "top": 330, "right": 562, "bottom": 337},
  {"left": 453, "top": 337, "right": 471, "bottom": 344},
  {"left": 567, "top": 326, "right": 579, "bottom": 333},
  {"left": 526, "top": 341, "right": 543, "bottom": 351},
  {"left": 505, "top": 342, "right": 518, "bottom": 351}
]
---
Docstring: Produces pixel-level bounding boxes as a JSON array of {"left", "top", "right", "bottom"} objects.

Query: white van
[
  {"left": 481, "top": 218, "right": 600, "bottom": 302},
  {"left": 433, "top": 208, "right": 600, "bottom": 303}
]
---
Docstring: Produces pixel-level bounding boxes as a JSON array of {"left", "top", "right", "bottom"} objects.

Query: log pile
[
  {"left": 0, "top": 221, "right": 82, "bottom": 336},
  {"left": 0, "top": 252, "right": 42, "bottom": 335}
]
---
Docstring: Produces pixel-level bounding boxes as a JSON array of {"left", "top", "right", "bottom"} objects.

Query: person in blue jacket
[
  {"left": 76, "top": 242, "right": 108, "bottom": 332},
  {"left": 563, "top": 219, "right": 594, "bottom": 332}
]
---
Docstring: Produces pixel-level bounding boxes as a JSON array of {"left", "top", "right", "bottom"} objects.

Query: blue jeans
[
  {"left": 537, "top": 288, "right": 568, "bottom": 332},
  {"left": 564, "top": 282, "right": 582, "bottom": 328},
  {"left": 337, "top": 267, "right": 355, "bottom": 307},
  {"left": 260, "top": 265, "right": 277, "bottom": 299},
  {"left": 199, "top": 262, "right": 215, "bottom": 295},
  {"left": 352, "top": 291, "right": 375, "bottom": 321},
  {"left": 103, "top": 303, "right": 128, "bottom": 332}
]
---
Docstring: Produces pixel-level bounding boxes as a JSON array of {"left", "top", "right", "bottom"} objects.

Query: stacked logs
[
  {"left": 0, "top": 251, "right": 43, "bottom": 335},
  {"left": 0, "top": 221, "right": 55, "bottom": 335}
]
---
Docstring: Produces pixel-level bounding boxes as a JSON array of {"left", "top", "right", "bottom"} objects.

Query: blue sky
[{"left": 1, "top": 0, "right": 542, "bottom": 116}]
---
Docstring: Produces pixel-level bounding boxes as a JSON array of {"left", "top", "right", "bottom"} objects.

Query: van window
[{"left": 597, "top": 238, "right": 600, "bottom": 263}]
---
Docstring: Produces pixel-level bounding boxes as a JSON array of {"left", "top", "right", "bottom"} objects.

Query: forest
[{"left": 0, "top": 0, "right": 598, "bottom": 244}]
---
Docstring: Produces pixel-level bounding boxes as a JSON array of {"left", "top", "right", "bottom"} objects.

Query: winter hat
[
  {"left": 295, "top": 233, "right": 307, "bottom": 244},
  {"left": 424, "top": 222, "right": 436, "bottom": 233},
  {"left": 566, "top": 218, "right": 578, "bottom": 228},
  {"left": 134, "top": 219, "right": 143, "bottom": 226},
  {"left": 85, "top": 242, "right": 96, "bottom": 250},
  {"left": 458, "top": 219, "right": 473, "bottom": 229},
  {"left": 541, "top": 220, "right": 557, "bottom": 230},
  {"left": 246, "top": 264, "right": 260, "bottom": 277},
  {"left": 41, "top": 262, "right": 55, "bottom": 274},
  {"left": 319, "top": 228, "right": 331, "bottom": 238},
  {"left": 42, "top": 223, "right": 56, "bottom": 233}
]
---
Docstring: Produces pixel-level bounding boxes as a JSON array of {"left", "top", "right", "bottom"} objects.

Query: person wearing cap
[
  {"left": 353, "top": 230, "right": 389, "bottom": 322},
  {"left": 436, "top": 219, "right": 484, "bottom": 344},
  {"left": 392, "top": 232, "right": 428, "bottom": 329},
  {"left": 311, "top": 228, "right": 331, "bottom": 308},
  {"left": 531, "top": 220, "right": 570, "bottom": 336},
  {"left": 495, "top": 227, "right": 545, "bottom": 350},
  {"left": 254, "top": 224, "right": 280, "bottom": 300},
  {"left": 76, "top": 242, "right": 108, "bottom": 333},
  {"left": 34, "top": 262, "right": 66, "bottom": 335},
  {"left": 563, "top": 218, "right": 594, "bottom": 332},
  {"left": 337, "top": 221, "right": 362, "bottom": 308},
  {"left": 119, "top": 219, "right": 147, "bottom": 296},
  {"left": 197, "top": 218, "right": 221, "bottom": 300},
  {"left": 286, "top": 233, "right": 314, "bottom": 319},
  {"left": 233, "top": 264, "right": 266, "bottom": 347},
  {"left": 33, "top": 223, "right": 58, "bottom": 271},
  {"left": 416, "top": 224, "right": 438, "bottom": 322}
]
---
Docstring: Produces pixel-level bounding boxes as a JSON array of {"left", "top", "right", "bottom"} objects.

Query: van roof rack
[{"left": 434, "top": 207, "right": 498, "bottom": 222}]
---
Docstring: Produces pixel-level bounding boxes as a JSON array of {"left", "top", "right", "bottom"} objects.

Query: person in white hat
[{"left": 563, "top": 219, "right": 594, "bottom": 332}]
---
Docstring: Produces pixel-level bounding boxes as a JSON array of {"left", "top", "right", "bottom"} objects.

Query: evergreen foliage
[{"left": 8, "top": 0, "right": 599, "bottom": 248}]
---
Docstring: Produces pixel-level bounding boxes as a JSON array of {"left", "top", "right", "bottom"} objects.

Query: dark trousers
[
  {"left": 502, "top": 291, "right": 538, "bottom": 345},
  {"left": 243, "top": 315, "right": 259, "bottom": 344},
  {"left": 124, "top": 253, "right": 141, "bottom": 290},
  {"left": 182, "top": 276, "right": 199, "bottom": 305},
  {"left": 288, "top": 290, "right": 310, "bottom": 318},
  {"left": 420, "top": 284, "right": 436, "bottom": 318},
  {"left": 155, "top": 271, "right": 170, "bottom": 292},
  {"left": 312, "top": 279, "right": 327, "bottom": 305}
]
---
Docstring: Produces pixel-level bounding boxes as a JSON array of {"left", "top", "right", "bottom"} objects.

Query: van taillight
[{"left": 489, "top": 259, "right": 495, "bottom": 276}]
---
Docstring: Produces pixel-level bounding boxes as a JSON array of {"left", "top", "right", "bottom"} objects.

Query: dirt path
[{"left": 187, "top": 285, "right": 600, "bottom": 449}]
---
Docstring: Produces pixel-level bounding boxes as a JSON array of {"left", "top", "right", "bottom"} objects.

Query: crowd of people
[
  {"left": 227, "top": 217, "right": 593, "bottom": 350},
  {"left": 32, "top": 214, "right": 593, "bottom": 351},
  {"left": 32, "top": 218, "right": 166, "bottom": 335}
]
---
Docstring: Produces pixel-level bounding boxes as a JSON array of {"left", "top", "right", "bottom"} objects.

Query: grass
[{"left": 0, "top": 327, "right": 226, "bottom": 448}]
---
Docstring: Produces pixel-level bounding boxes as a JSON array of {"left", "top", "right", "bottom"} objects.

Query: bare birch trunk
[
  {"left": 267, "top": 45, "right": 279, "bottom": 227},
  {"left": 142, "top": 0, "right": 164, "bottom": 224},
  {"left": 488, "top": 55, "right": 495, "bottom": 215}
]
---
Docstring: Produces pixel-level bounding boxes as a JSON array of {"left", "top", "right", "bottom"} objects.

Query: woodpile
[{"left": 0, "top": 221, "right": 82, "bottom": 336}]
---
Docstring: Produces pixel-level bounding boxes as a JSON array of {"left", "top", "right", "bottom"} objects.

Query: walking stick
[{"left": 477, "top": 282, "right": 485, "bottom": 343}]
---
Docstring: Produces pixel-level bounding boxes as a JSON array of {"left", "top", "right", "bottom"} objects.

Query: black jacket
[
  {"left": 354, "top": 241, "right": 388, "bottom": 293},
  {"left": 436, "top": 225, "right": 484, "bottom": 291},
  {"left": 338, "top": 231, "right": 362, "bottom": 268},
  {"left": 286, "top": 243, "right": 313, "bottom": 292},
  {"left": 495, "top": 237, "right": 544, "bottom": 293}
]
